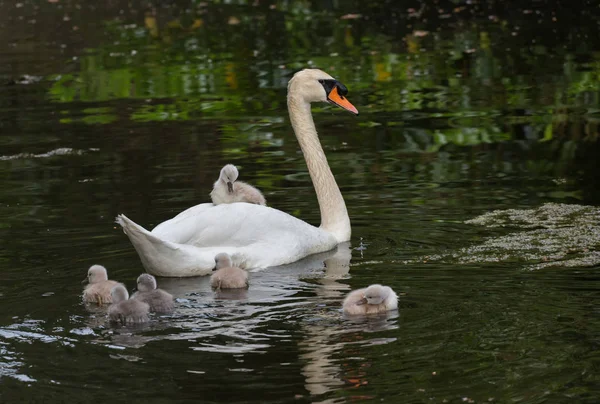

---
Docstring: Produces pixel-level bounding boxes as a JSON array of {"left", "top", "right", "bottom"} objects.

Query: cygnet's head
[
  {"left": 287, "top": 69, "right": 358, "bottom": 115},
  {"left": 86, "top": 265, "right": 108, "bottom": 284},
  {"left": 136, "top": 273, "right": 157, "bottom": 292},
  {"left": 359, "top": 284, "right": 391, "bottom": 305},
  {"left": 214, "top": 252, "right": 233, "bottom": 270},
  {"left": 110, "top": 284, "right": 129, "bottom": 303},
  {"left": 219, "top": 164, "right": 239, "bottom": 193}
]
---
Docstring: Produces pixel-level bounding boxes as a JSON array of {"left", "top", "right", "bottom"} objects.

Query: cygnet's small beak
[
  {"left": 81, "top": 277, "right": 88, "bottom": 285},
  {"left": 356, "top": 296, "right": 368, "bottom": 305},
  {"left": 227, "top": 181, "right": 234, "bottom": 193}
]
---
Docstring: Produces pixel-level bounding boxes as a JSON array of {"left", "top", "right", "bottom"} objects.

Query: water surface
[{"left": 1, "top": 1, "right": 600, "bottom": 403}]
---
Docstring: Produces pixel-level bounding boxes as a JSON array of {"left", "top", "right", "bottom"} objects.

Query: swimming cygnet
[
  {"left": 131, "top": 273, "right": 174, "bottom": 313},
  {"left": 82, "top": 265, "right": 121, "bottom": 305},
  {"left": 210, "top": 252, "right": 249, "bottom": 289},
  {"left": 342, "top": 284, "right": 398, "bottom": 315},
  {"left": 210, "top": 164, "right": 266, "bottom": 206},
  {"left": 108, "top": 284, "right": 150, "bottom": 325}
]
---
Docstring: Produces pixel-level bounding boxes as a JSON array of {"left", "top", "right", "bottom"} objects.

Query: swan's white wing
[
  {"left": 117, "top": 203, "right": 338, "bottom": 277},
  {"left": 152, "top": 202, "right": 334, "bottom": 250}
]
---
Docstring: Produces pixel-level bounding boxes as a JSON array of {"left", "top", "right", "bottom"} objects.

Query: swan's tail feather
[{"left": 115, "top": 214, "right": 216, "bottom": 277}]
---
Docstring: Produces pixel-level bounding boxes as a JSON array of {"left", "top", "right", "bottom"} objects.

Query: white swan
[
  {"left": 116, "top": 68, "right": 358, "bottom": 277},
  {"left": 210, "top": 164, "right": 266, "bottom": 206}
]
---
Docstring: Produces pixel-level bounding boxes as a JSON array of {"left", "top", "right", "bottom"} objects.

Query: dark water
[{"left": 1, "top": 1, "right": 600, "bottom": 402}]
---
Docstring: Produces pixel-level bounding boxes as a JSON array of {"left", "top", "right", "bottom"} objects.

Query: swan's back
[{"left": 151, "top": 203, "right": 337, "bottom": 266}]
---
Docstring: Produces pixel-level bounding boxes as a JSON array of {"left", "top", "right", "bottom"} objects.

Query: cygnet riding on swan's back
[
  {"left": 211, "top": 252, "right": 248, "bottom": 289},
  {"left": 82, "top": 265, "right": 122, "bottom": 304},
  {"left": 108, "top": 284, "right": 150, "bottom": 324},
  {"left": 131, "top": 273, "right": 174, "bottom": 313},
  {"left": 342, "top": 284, "right": 398, "bottom": 315},
  {"left": 116, "top": 69, "right": 358, "bottom": 277},
  {"left": 210, "top": 164, "right": 266, "bottom": 206}
]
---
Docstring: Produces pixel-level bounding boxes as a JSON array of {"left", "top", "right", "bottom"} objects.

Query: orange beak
[{"left": 327, "top": 87, "right": 359, "bottom": 115}]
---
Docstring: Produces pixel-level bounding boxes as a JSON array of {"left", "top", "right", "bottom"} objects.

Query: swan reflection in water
[{"left": 297, "top": 243, "right": 399, "bottom": 401}]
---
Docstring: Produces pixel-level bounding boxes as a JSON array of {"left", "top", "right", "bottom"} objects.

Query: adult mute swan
[{"left": 116, "top": 69, "right": 358, "bottom": 277}]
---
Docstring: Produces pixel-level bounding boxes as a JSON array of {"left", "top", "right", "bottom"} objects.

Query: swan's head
[
  {"left": 357, "top": 284, "right": 391, "bottom": 305},
  {"left": 110, "top": 284, "right": 129, "bottom": 303},
  {"left": 136, "top": 273, "right": 157, "bottom": 292},
  {"left": 85, "top": 265, "right": 109, "bottom": 284},
  {"left": 219, "top": 164, "right": 239, "bottom": 193},
  {"left": 214, "top": 252, "right": 233, "bottom": 270},
  {"left": 287, "top": 69, "right": 358, "bottom": 115}
]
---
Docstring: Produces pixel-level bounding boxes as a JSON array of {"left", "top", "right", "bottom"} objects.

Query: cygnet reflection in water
[{"left": 299, "top": 311, "right": 399, "bottom": 398}]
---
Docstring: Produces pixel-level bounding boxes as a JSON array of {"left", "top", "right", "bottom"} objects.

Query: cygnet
[
  {"left": 210, "top": 164, "right": 266, "bottom": 206},
  {"left": 131, "top": 273, "right": 174, "bottom": 313},
  {"left": 108, "top": 284, "right": 150, "bottom": 325},
  {"left": 82, "top": 265, "right": 121, "bottom": 305},
  {"left": 342, "top": 284, "right": 398, "bottom": 315},
  {"left": 210, "top": 252, "right": 249, "bottom": 289}
]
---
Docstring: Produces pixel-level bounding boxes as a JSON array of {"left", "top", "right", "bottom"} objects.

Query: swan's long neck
[{"left": 287, "top": 95, "right": 350, "bottom": 242}]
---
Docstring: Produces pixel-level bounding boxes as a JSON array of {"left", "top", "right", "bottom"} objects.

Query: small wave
[{"left": 0, "top": 147, "right": 99, "bottom": 161}]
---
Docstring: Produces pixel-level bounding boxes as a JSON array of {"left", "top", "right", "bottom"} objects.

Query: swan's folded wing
[
  {"left": 151, "top": 203, "right": 214, "bottom": 243},
  {"left": 150, "top": 203, "right": 333, "bottom": 250},
  {"left": 117, "top": 204, "right": 338, "bottom": 276},
  {"left": 117, "top": 214, "right": 237, "bottom": 276}
]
